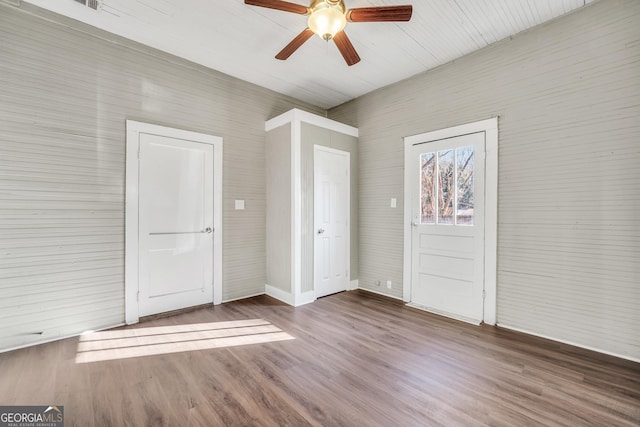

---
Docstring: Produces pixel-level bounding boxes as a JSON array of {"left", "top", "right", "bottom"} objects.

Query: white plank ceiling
[{"left": 22, "top": 0, "right": 596, "bottom": 109}]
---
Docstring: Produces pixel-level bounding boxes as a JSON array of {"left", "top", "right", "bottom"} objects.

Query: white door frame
[
  {"left": 313, "top": 145, "right": 350, "bottom": 298},
  {"left": 125, "top": 120, "right": 223, "bottom": 325},
  {"left": 403, "top": 118, "right": 498, "bottom": 325}
]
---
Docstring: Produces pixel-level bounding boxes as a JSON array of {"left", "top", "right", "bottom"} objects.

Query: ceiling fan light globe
[{"left": 308, "top": 6, "right": 346, "bottom": 40}]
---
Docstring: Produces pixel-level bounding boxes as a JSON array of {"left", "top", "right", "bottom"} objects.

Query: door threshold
[
  {"left": 316, "top": 290, "right": 347, "bottom": 299},
  {"left": 139, "top": 303, "right": 214, "bottom": 323},
  {"left": 406, "top": 302, "right": 481, "bottom": 326}
]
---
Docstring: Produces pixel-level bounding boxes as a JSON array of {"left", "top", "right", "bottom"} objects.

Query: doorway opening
[
  {"left": 125, "top": 120, "right": 223, "bottom": 325},
  {"left": 314, "top": 145, "right": 350, "bottom": 299}
]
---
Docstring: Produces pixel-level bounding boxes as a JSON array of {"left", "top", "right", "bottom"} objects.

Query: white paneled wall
[
  {"left": 0, "top": 2, "right": 323, "bottom": 351},
  {"left": 265, "top": 124, "right": 292, "bottom": 294},
  {"left": 329, "top": 0, "right": 640, "bottom": 360},
  {"left": 23, "top": 0, "right": 599, "bottom": 109}
]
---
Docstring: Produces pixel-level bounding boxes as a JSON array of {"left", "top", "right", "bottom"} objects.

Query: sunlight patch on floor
[{"left": 75, "top": 319, "right": 294, "bottom": 363}]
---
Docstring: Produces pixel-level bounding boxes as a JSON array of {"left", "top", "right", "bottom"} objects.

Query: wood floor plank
[
  {"left": 10, "top": 341, "right": 60, "bottom": 405},
  {"left": 0, "top": 345, "right": 25, "bottom": 405},
  {"left": 53, "top": 336, "right": 95, "bottom": 427},
  {"left": 0, "top": 290, "right": 638, "bottom": 426}
]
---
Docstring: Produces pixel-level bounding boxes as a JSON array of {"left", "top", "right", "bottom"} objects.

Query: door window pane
[
  {"left": 456, "top": 146, "right": 474, "bottom": 225},
  {"left": 420, "top": 152, "right": 435, "bottom": 223},
  {"left": 438, "top": 149, "right": 454, "bottom": 224},
  {"left": 418, "top": 145, "right": 476, "bottom": 226}
]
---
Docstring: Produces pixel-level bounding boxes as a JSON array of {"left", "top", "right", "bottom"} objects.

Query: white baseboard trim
[
  {"left": 357, "top": 286, "right": 403, "bottom": 301},
  {"left": 348, "top": 279, "right": 359, "bottom": 291},
  {"left": 222, "top": 291, "right": 265, "bottom": 304},
  {"left": 497, "top": 323, "right": 640, "bottom": 364},
  {"left": 265, "top": 284, "right": 295, "bottom": 306}
]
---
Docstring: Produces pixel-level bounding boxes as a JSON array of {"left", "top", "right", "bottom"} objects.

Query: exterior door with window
[{"left": 410, "top": 132, "right": 485, "bottom": 323}]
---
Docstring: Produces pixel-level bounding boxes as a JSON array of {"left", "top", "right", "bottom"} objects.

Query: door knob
[
  {"left": 411, "top": 222, "right": 418, "bottom": 228},
  {"left": 205, "top": 227, "right": 213, "bottom": 234},
  {"left": 317, "top": 228, "right": 325, "bottom": 234}
]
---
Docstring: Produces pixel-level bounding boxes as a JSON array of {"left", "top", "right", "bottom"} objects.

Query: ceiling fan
[{"left": 245, "top": 0, "right": 413, "bottom": 66}]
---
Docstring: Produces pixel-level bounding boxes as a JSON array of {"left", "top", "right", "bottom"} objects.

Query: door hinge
[
  {"left": 137, "top": 147, "right": 141, "bottom": 160},
  {"left": 137, "top": 291, "right": 139, "bottom": 301},
  {"left": 482, "top": 290, "right": 486, "bottom": 299},
  {"left": 483, "top": 151, "right": 486, "bottom": 160}
]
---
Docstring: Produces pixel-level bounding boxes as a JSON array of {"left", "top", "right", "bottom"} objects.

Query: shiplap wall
[
  {"left": 265, "top": 124, "right": 292, "bottom": 293},
  {"left": 329, "top": 0, "right": 640, "bottom": 360},
  {"left": 0, "top": 3, "right": 323, "bottom": 350}
]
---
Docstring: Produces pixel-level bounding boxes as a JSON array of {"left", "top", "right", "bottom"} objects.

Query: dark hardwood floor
[{"left": 1, "top": 290, "right": 638, "bottom": 426}]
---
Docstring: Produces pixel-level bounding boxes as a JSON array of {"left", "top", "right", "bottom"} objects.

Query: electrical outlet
[{"left": 386, "top": 280, "right": 392, "bottom": 289}]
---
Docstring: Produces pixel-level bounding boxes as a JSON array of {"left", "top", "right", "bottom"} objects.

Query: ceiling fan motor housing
[{"left": 310, "top": 0, "right": 345, "bottom": 11}]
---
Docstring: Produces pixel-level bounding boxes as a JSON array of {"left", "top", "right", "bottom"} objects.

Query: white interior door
[
  {"left": 138, "top": 133, "right": 214, "bottom": 317},
  {"left": 314, "top": 146, "right": 350, "bottom": 298},
  {"left": 410, "top": 132, "right": 485, "bottom": 324}
]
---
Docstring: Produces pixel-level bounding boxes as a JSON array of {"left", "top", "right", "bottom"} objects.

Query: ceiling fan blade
[
  {"left": 276, "top": 28, "right": 315, "bottom": 60},
  {"left": 245, "top": 0, "right": 309, "bottom": 15},
  {"left": 333, "top": 31, "right": 361, "bottom": 66},
  {"left": 346, "top": 5, "right": 413, "bottom": 22}
]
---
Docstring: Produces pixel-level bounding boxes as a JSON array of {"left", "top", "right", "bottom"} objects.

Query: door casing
[
  {"left": 403, "top": 118, "right": 498, "bottom": 325},
  {"left": 125, "top": 120, "right": 223, "bottom": 325}
]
